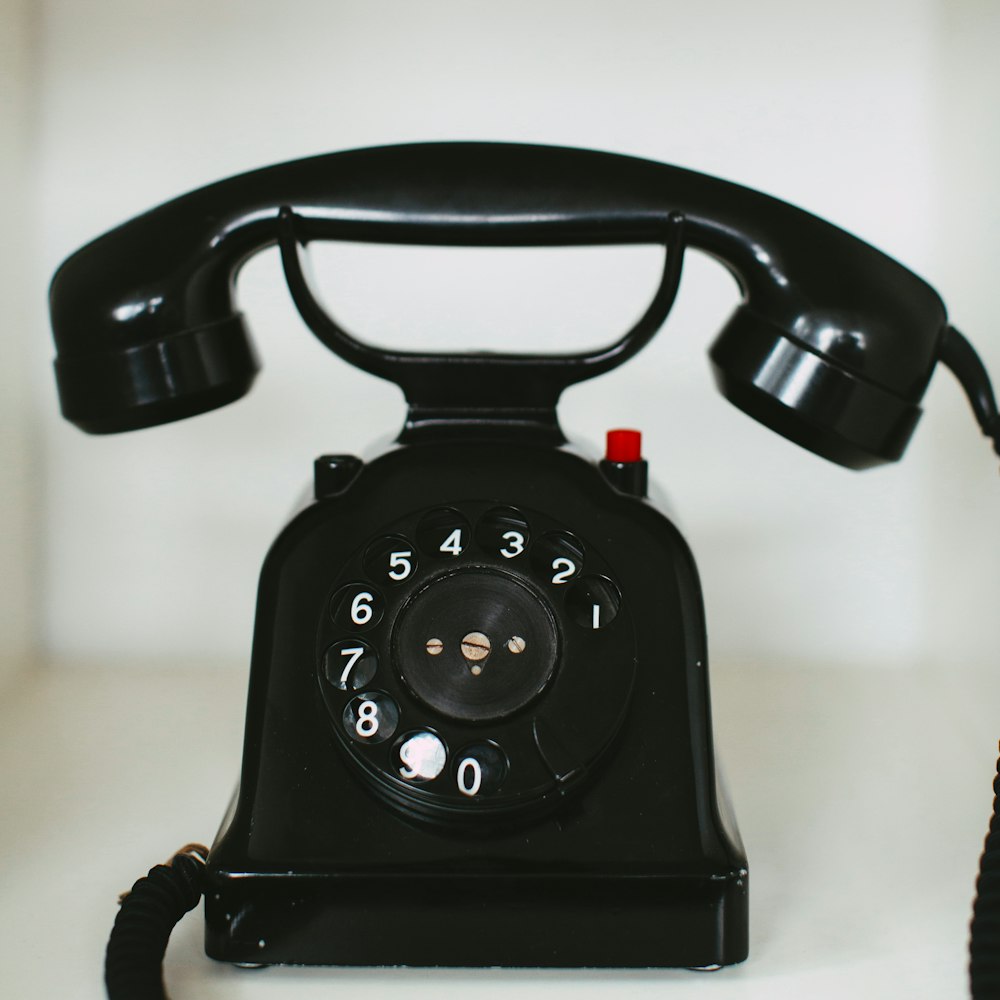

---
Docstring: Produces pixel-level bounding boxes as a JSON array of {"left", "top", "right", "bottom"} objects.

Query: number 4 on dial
[{"left": 439, "top": 528, "right": 464, "bottom": 556}]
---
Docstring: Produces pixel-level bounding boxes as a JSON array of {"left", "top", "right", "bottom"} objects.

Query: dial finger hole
[{"left": 394, "top": 731, "right": 448, "bottom": 783}]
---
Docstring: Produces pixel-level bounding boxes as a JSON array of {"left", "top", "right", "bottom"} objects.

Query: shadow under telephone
[{"left": 47, "top": 142, "right": 1000, "bottom": 997}]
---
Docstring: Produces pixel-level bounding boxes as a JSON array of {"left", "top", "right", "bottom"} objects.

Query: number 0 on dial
[{"left": 453, "top": 742, "right": 508, "bottom": 797}]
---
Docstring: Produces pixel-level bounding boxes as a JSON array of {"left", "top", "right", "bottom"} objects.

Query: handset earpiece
[{"left": 50, "top": 142, "right": 956, "bottom": 465}]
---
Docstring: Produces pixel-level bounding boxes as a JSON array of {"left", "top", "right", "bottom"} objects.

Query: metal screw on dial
[{"left": 461, "top": 631, "right": 491, "bottom": 675}]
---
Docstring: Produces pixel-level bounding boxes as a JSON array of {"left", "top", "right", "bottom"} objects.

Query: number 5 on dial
[
  {"left": 387, "top": 549, "right": 413, "bottom": 580},
  {"left": 364, "top": 536, "right": 417, "bottom": 584}
]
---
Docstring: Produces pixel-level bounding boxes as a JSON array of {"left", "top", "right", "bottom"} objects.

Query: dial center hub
[{"left": 393, "top": 568, "right": 558, "bottom": 722}]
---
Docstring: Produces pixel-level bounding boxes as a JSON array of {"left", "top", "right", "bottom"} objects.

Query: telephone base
[{"left": 204, "top": 865, "right": 748, "bottom": 969}]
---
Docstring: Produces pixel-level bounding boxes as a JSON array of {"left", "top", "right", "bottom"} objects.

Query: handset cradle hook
[{"left": 277, "top": 207, "right": 687, "bottom": 441}]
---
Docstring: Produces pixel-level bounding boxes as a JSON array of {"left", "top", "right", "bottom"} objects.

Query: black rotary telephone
[{"left": 48, "top": 143, "right": 1000, "bottom": 997}]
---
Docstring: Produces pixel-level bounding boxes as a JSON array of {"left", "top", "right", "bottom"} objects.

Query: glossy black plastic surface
[
  {"left": 49, "top": 144, "right": 988, "bottom": 974},
  {"left": 709, "top": 308, "right": 923, "bottom": 468},
  {"left": 50, "top": 143, "right": 948, "bottom": 466},
  {"left": 205, "top": 441, "right": 748, "bottom": 968}
]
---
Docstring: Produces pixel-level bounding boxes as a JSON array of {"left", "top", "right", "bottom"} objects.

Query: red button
[{"left": 605, "top": 429, "right": 642, "bottom": 463}]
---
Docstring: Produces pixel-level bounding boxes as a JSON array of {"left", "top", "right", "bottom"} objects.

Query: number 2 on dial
[{"left": 551, "top": 557, "right": 576, "bottom": 584}]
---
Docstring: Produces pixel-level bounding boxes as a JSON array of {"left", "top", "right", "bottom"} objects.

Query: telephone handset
[
  {"left": 48, "top": 144, "right": 1000, "bottom": 993},
  {"left": 52, "top": 142, "right": 991, "bottom": 462}
]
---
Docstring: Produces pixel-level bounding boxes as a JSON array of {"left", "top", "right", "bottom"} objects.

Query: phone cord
[
  {"left": 105, "top": 844, "right": 208, "bottom": 1000},
  {"left": 971, "top": 749, "right": 1000, "bottom": 998}
]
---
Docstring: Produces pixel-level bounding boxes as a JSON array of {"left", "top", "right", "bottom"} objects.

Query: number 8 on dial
[{"left": 343, "top": 692, "right": 398, "bottom": 745}]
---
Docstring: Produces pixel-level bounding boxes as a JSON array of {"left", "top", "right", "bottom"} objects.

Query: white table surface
[{"left": 1, "top": 659, "right": 996, "bottom": 999}]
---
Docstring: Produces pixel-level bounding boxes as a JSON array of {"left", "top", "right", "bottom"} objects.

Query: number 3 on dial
[{"left": 500, "top": 530, "right": 525, "bottom": 559}]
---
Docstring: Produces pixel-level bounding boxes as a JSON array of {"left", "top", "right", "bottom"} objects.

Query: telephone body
[{"left": 48, "top": 143, "right": 998, "bottom": 974}]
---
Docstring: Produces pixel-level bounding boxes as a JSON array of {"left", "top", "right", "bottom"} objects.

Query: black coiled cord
[
  {"left": 105, "top": 844, "right": 208, "bottom": 1000},
  {"left": 971, "top": 751, "right": 1000, "bottom": 998}
]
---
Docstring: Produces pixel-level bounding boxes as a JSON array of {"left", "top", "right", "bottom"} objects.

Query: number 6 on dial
[
  {"left": 351, "top": 591, "right": 375, "bottom": 625},
  {"left": 331, "top": 584, "right": 384, "bottom": 630}
]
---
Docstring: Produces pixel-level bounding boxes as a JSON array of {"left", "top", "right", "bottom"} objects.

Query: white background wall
[
  {"left": 6, "top": 0, "right": 999, "bottom": 676},
  {"left": 0, "top": 0, "right": 38, "bottom": 687}
]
